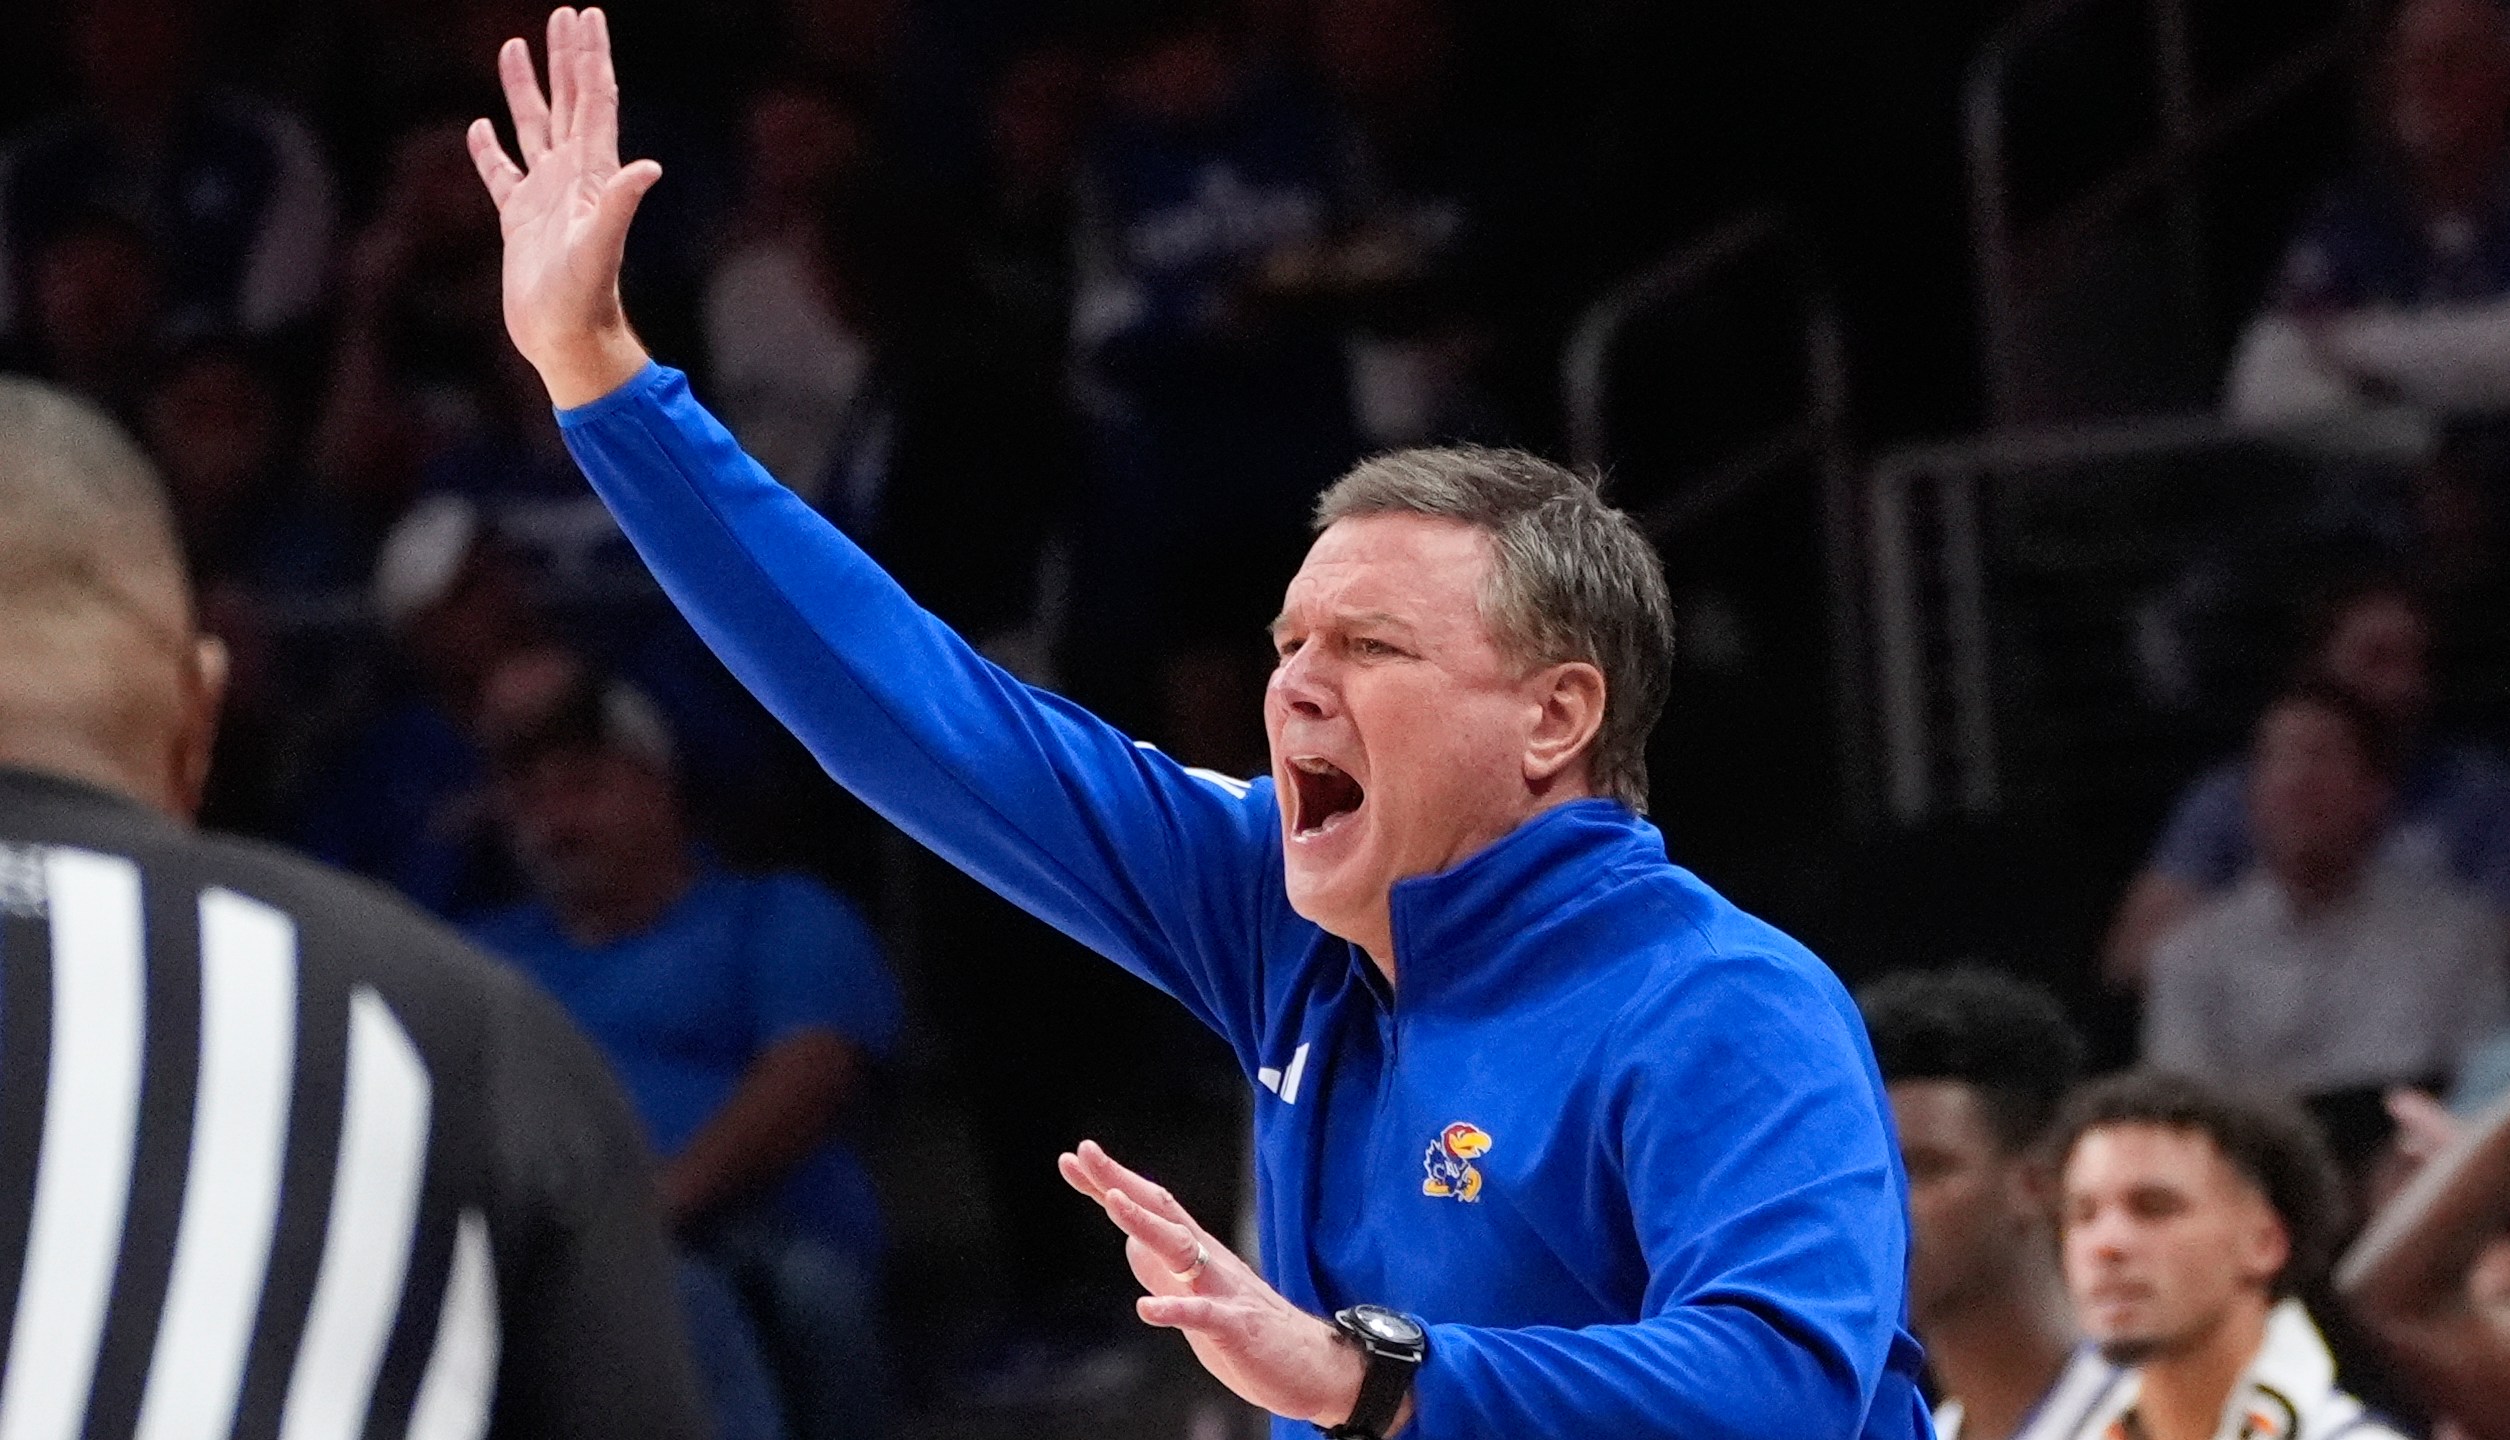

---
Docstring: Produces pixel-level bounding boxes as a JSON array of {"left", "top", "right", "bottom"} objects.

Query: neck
[
  {"left": 2133, "top": 1298, "right": 2272, "bottom": 1440},
  {"left": 1927, "top": 1262, "right": 2080, "bottom": 1440},
  {"left": 555, "top": 849, "right": 697, "bottom": 947},
  {"left": 0, "top": 733, "right": 181, "bottom": 820}
]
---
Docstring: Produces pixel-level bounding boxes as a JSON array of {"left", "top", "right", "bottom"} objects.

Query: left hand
[{"left": 1059, "top": 1140, "right": 1390, "bottom": 1430}]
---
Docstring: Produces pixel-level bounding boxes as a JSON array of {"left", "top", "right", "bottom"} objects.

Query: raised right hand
[{"left": 466, "top": 6, "right": 660, "bottom": 407}]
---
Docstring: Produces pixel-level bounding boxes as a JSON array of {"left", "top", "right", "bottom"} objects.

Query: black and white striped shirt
[{"left": 0, "top": 767, "right": 708, "bottom": 1440}]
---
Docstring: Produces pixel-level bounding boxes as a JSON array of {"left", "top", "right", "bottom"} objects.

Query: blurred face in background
[
  {"left": 744, "top": 86, "right": 867, "bottom": 212},
  {"left": 2319, "top": 591, "right": 2432, "bottom": 731},
  {"left": 2248, "top": 699, "right": 2393, "bottom": 897},
  {"left": 144, "top": 351, "right": 278, "bottom": 534},
  {"left": 502, "top": 743, "right": 684, "bottom": 914},
  {"left": 2062, "top": 1124, "right": 2288, "bottom": 1366},
  {"left": 1890, "top": 1080, "right": 2049, "bottom": 1332},
  {"left": 2388, "top": 0, "right": 2510, "bottom": 176},
  {"left": 32, "top": 221, "right": 159, "bottom": 375}
]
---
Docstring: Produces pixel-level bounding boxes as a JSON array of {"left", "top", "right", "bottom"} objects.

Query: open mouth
[{"left": 1288, "top": 756, "right": 1366, "bottom": 839}]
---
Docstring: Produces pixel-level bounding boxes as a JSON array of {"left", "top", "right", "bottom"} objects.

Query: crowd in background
[{"left": 8, "top": 0, "right": 2510, "bottom": 1434}]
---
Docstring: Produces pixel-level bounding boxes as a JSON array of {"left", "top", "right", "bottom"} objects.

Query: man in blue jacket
[{"left": 464, "top": 11, "right": 1931, "bottom": 1438}]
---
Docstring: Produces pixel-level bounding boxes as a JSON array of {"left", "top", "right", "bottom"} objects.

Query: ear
[
  {"left": 1524, "top": 660, "right": 1607, "bottom": 789},
  {"left": 2006, "top": 1153, "right": 2060, "bottom": 1230},
  {"left": 169, "top": 634, "right": 230, "bottom": 821},
  {"left": 2235, "top": 1195, "right": 2292, "bottom": 1293}
]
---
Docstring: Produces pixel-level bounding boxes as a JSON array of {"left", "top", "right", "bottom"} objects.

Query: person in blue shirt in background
[
  {"left": 467, "top": 12, "right": 1928, "bottom": 1438},
  {"left": 2104, "top": 577, "right": 2510, "bottom": 991},
  {"left": 466, "top": 645, "right": 903, "bottom": 1440}
]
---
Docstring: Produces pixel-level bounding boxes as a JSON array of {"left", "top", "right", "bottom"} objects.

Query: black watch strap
[{"left": 1323, "top": 1306, "right": 1425, "bottom": 1440}]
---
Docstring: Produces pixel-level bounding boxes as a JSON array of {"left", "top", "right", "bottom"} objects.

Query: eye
[
  {"left": 1274, "top": 635, "right": 1305, "bottom": 661},
  {"left": 1353, "top": 637, "right": 1403, "bottom": 658}
]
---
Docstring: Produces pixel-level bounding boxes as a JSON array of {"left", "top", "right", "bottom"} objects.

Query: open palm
[{"left": 466, "top": 6, "right": 660, "bottom": 402}]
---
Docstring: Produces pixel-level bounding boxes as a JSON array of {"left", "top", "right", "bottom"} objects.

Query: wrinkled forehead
[{"left": 1278, "top": 514, "right": 1498, "bottom": 622}]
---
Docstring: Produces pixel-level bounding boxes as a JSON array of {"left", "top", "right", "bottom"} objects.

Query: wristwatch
[{"left": 1322, "top": 1304, "right": 1427, "bottom": 1440}]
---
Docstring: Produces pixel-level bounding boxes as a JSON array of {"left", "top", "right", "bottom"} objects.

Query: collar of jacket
[
  {"left": 2219, "top": 1299, "right": 2344, "bottom": 1436},
  {"left": 1377, "top": 796, "right": 1667, "bottom": 1010}
]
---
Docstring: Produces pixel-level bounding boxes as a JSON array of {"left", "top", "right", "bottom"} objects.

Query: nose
[
  {"left": 2071, "top": 1203, "right": 2133, "bottom": 1260},
  {"left": 1268, "top": 644, "right": 1337, "bottom": 720}
]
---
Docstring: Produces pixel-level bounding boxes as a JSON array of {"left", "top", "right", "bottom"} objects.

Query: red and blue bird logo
[{"left": 1422, "top": 1122, "right": 1492, "bottom": 1202}]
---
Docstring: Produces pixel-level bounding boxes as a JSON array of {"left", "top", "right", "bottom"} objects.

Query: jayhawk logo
[{"left": 1422, "top": 1122, "right": 1492, "bottom": 1201}]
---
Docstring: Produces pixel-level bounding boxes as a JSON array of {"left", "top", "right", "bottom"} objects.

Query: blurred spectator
[
  {"left": 137, "top": 337, "right": 359, "bottom": 834},
  {"left": 1298, "top": 0, "right": 1527, "bottom": 447},
  {"left": 470, "top": 655, "right": 904, "bottom": 1440},
  {"left": 0, "top": 0, "right": 333, "bottom": 346},
  {"left": 5, "top": 208, "right": 163, "bottom": 413},
  {"left": 2144, "top": 682, "right": 2510, "bottom": 1160},
  {"left": 1065, "top": 0, "right": 1359, "bottom": 767},
  {"left": 967, "top": 42, "right": 1091, "bottom": 360},
  {"left": 295, "top": 494, "right": 539, "bottom": 915},
  {"left": 2340, "top": 1089, "right": 2510, "bottom": 1440},
  {"left": 2226, "top": 0, "right": 2510, "bottom": 425},
  {"left": 295, "top": 493, "right": 787, "bottom": 913},
  {"left": 708, "top": 107, "right": 1077, "bottom": 655},
  {"left": 1858, "top": 968, "right": 2121, "bottom": 1440},
  {"left": 704, "top": 80, "right": 876, "bottom": 495},
  {"left": 143, "top": 336, "right": 351, "bottom": 594},
  {"left": 2106, "top": 578, "right": 2510, "bottom": 987},
  {"left": 2055, "top": 1071, "right": 2402, "bottom": 1440},
  {"left": 311, "top": 118, "right": 508, "bottom": 550}
]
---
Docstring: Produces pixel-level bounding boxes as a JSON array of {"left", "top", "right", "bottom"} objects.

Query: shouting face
[{"left": 1265, "top": 513, "right": 1602, "bottom": 961}]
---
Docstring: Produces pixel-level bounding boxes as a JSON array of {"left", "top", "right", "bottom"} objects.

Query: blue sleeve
[
  {"left": 742, "top": 875, "right": 904, "bottom": 1059},
  {"left": 1409, "top": 952, "right": 1925, "bottom": 1440},
  {"left": 2147, "top": 763, "right": 2251, "bottom": 888},
  {"left": 556, "top": 364, "right": 1282, "bottom": 1068}
]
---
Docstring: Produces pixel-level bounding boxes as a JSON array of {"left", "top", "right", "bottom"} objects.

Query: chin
[
  {"left": 1281, "top": 864, "right": 1374, "bottom": 946},
  {"left": 2093, "top": 1332, "right": 2168, "bottom": 1367}
]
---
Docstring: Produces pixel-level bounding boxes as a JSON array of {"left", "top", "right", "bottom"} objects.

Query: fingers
[
  {"left": 580, "top": 7, "right": 622, "bottom": 167},
  {"left": 1068, "top": 1139, "right": 1203, "bottom": 1232},
  {"left": 1137, "top": 1293, "right": 1237, "bottom": 1332},
  {"left": 1110, "top": 1187, "right": 1205, "bottom": 1276},
  {"left": 545, "top": 8, "right": 580, "bottom": 146},
  {"left": 1060, "top": 1149, "right": 1204, "bottom": 1273},
  {"left": 497, "top": 37, "right": 552, "bottom": 160},
  {"left": 588, "top": 159, "right": 661, "bottom": 259},
  {"left": 466, "top": 119, "right": 526, "bottom": 210}
]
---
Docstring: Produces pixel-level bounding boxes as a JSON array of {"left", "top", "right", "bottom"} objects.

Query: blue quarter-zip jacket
[{"left": 557, "top": 363, "right": 1934, "bottom": 1440}]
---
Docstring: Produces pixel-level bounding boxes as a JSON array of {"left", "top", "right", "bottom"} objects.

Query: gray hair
[{"left": 1313, "top": 445, "right": 1675, "bottom": 812}]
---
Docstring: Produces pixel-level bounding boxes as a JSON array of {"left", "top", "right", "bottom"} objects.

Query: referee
[{"left": 0, "top": 376, "right": 708, "bottom": 1439}]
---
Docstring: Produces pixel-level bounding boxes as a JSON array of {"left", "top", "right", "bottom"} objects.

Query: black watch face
[{"left": 1351, "top": 1305, "right": 1424, "bottom": 1347}]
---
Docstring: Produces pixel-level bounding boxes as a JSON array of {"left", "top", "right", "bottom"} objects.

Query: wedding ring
[{"left": 1173, "top": 1240, "right": 1210, "bottom": 1282}]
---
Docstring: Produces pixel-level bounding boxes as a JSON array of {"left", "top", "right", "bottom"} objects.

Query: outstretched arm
[
  {"left": 466, "top": 11, "right": 1285, "bottom": 1061},
  {"left": 2338, "top": 1089, "right": 2510, "bottom": 1439}
]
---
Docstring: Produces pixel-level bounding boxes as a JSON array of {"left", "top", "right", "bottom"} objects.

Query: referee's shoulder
[{"left": 160, "top": 822, "right": 533, "bottom": 1003}]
